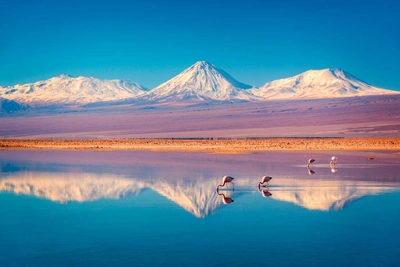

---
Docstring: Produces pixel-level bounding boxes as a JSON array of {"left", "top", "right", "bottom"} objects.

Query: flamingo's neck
[
  {"left": 217, "top": 191, "right": 226, "bottom": 197},
  {"left": 216, "top": 183, "right": 225, "bottom": 190}
]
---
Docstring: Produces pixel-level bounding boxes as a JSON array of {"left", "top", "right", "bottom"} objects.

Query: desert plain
[
  {"left": 1, "top": 94, "right": 400, "bottom": 154},
  {"left": 1, "top": 138, "right": 399, "bottom": 154}
]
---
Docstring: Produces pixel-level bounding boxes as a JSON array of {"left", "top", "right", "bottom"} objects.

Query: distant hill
[{"left": 0, "top": 98, "right": 26, "bottom": 114}]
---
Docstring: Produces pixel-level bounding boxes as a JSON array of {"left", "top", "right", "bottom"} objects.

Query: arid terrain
[
  {"left": 1, "top": 95, "right": 400, "bottom": 139},
  {"left": 1, "top": 138, "right": 400, "bottom": 153}
]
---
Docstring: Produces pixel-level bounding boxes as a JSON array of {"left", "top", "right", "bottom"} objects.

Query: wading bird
[
  {"left": 307, "top": 158, "right": 315, "bottom": 167},
  {"left": 330, "top": 156, "right": 337, "bottom": 166},
  {"left": 216, "top": 175, "right": 235, "bottom": 191},
  {"left": 258, "top": 176, "right": 272, "bottom": 188}
]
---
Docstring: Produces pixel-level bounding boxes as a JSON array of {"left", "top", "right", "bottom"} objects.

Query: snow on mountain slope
[
  {"left": 1, "top": 65, "right": 398, "bottom": 107},
  {"left": 252, "top": 68, "right": 397, "bottom": 100},
  {"left": 0, "top": 74, "right": 148, "bottom": 106},
  {"left": 140, "top": 61, "right": 256, "bottom": 102}
]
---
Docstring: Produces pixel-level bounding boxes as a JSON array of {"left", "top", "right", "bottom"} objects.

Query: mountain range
[
  {"left": 0, "top": 61, "right": 397, "bottom": 106},
  {"left": 0, "top": 74, "right": 148, "bottom": 106}
]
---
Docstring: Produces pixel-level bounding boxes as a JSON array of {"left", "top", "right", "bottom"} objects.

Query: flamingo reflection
[
  {"left": 330, "top": 165, "right": 337, "bottom": 173},
  {"left": 217, "top": 191, "right": 234, "bottom": 204},
  {"left": 216, "top": 175, "right": 235, "bottom": 191},
  {"left": 259, "top": 187, "right": 272, "bottom": 198},
  {"left": 307, "top": 167, "right": 315, "bottom": 175}
]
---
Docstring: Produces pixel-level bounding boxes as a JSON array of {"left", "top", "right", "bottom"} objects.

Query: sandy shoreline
[{"left": 1, "top": 138, "right": 400, "bottom": 154}]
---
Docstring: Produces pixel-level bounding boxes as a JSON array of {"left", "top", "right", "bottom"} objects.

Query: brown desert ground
[{"left": 1, "top": 138, "right": 400, "bottom": 153}]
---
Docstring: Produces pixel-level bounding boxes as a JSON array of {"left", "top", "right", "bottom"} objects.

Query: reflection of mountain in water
[
  {"left": 0, "top": 172, "right": 223, "bottom": 218},
  {"left": 270, "top": 178, "right": 399, "bottom": 211},
  {"left": 152, "top": 181, "right": 221, "bottom": 218},
  {"left": 0, "top": 172, "right": 145, "bottom": 203},
  {"left": 1, "top": 172, "right": 399, "bottom": 216}
]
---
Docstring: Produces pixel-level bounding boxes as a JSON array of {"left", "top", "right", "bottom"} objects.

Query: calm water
[{"left": 1, "top": 150, "right": 400, "bottom": 267}]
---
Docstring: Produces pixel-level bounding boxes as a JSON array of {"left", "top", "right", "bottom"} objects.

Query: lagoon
[{"left": 1, "top": 150, "right": 400, "bottom": 266}]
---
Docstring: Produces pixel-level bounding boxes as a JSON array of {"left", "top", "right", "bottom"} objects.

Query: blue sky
[{"left": 1, "top": 0, "right": 399, "bottom": 90}]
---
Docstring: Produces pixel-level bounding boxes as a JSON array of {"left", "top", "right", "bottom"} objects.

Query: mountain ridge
[
  {"left": 0, "top": 75, "right": 149, "bottom": 106},
  {"left": 0, "top": 97, "right": 27, "bottom": 114},
  {"left": 1, "top": 62, "right": 398, "bottom": 106},
  {"left": 251, "top": 68, "right": 393, "bottom": 100}
]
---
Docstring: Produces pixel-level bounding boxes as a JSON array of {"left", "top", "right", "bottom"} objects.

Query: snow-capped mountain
[
  {"left": 252, "top": 68, "right": 396, "bottom": 99},
  {"left": 139, "top": 61, "right": 256, "bottom": 102},
  {"left": 1, "top": 64, "right": 398, "bottom": 107},
  {"left": 0, "top": 74, "right": 148, "bottom": 106}
]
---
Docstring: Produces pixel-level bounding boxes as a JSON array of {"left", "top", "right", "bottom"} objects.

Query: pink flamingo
[
  {"left": 258, "top": 176, "right": 272, "bottom": 188},
  {"left": 307, "top": 158, "right": 315, "bottom": 167},
  {"left": 216, "top": 175, "right": 234, "bottom": 191},
  {"left": 330, "top": 156, "right": 337, "bottom": 166}
]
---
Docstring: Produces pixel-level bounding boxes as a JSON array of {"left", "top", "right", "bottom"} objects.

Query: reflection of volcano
[
  {"left": 0, "top": 172, "right": 224, "bottom": 218},
  {"left": 0, "top": 172, "right": 145, "bottom": 203},
  {"left": 152, "top": 180, "right": 222, "bottom": 218},
  {"left": 270, "top": 178, "right": 399, "bottom": 211},
  {"left": 1, "top": 172, "right": 399, "bottom": 216}
]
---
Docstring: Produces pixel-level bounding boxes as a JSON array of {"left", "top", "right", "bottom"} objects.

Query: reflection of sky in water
[{"left": 1, "top": 150, "right": 400, "bottom": 266}]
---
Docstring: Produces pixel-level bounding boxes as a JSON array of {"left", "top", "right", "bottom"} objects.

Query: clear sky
[{"left": 1, "top": 0, "right": 399, "bottom": 90}]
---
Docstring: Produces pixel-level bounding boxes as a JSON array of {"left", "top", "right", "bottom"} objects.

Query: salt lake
[{"left": 1, "top": 150, "right": 399, "bottom": 266}]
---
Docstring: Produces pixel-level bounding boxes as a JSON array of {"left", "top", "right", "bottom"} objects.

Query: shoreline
[{"left": 1, "top": 138, "right": 400, "bottom": 154}]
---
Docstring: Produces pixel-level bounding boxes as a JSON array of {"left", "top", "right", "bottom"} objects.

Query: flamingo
[
  {"left": 330, "top": 156, "right": 337, "bottom": 166},
  {"left": 258, "top": 176, "right": 272, "bottom": 188},
  {"left": 216, "top": 175, "right": 234, "bottom": 191},
  {"left": 307, "top": 158, "right": 315, "bottom": 167}
]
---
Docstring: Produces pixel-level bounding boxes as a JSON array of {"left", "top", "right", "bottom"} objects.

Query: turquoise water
[{"left": 1, "top": 150, "right": 400, "bottom": 266}]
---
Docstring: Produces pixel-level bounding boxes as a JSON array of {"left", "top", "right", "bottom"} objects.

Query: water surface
[{"left": 1, "top": 150, "right": 399, "bottom": 266}]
